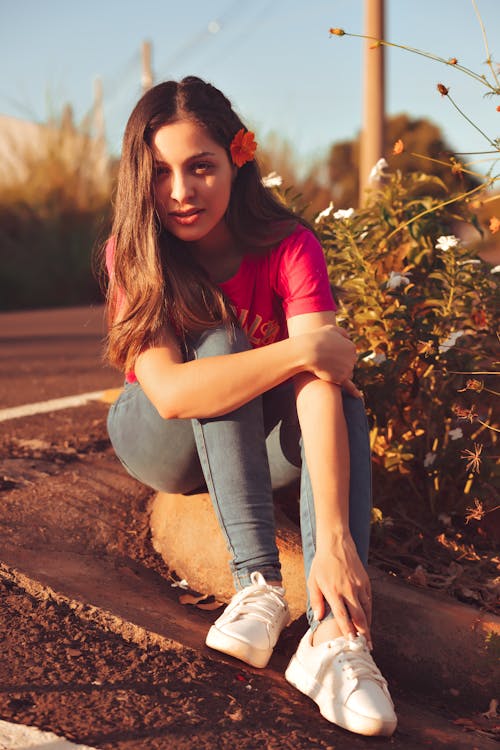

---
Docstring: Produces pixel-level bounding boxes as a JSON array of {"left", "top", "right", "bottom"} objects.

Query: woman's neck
[{"left": 189, "top": 221, "right": 242, "bottom": 282}]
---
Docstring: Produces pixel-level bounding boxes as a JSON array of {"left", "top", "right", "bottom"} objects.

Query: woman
[{"left": 102, "top": 76, "right": 397, "bottom": 738}]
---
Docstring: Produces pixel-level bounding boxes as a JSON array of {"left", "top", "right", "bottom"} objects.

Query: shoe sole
[
  {"left": 285, "top": 655, "right": 397, "bottom": 737},
  {"left": 205, "top": 625, "right": 273, "bottom": 668}
]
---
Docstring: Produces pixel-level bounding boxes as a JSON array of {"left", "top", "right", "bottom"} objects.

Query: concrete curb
[{"left": 151, "top": 490, "right": 500, "bottom": 711}]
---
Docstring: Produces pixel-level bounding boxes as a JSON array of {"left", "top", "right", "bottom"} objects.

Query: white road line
[
  {"left": 0, "top": 390, "right": 113, "bottom": 423},
  {"left": 0, "top": 718, "right": 98, "bottom": 748}
]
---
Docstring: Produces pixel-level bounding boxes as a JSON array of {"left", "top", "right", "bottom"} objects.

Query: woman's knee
[
  {"left": 341, "top": 392, "right": 370, "bottom": 439},
  {"left": 193, "top": 325, "right": 250, "bottom": 359}
]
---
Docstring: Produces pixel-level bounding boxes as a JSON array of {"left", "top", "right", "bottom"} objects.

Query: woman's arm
[
  {"left": 287, "top": 311, "right": 372, "bottom": 646},
  {"left": 134, "top": 323, "right": 357, "bottom": 420}
]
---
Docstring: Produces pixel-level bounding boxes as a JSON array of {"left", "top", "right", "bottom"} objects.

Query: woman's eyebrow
[
  {"left": 154, "top": 151, "right": 217, "bottom": 166},
  {"left": 187, "top": 151, "right": 217, "bottom": 160}
]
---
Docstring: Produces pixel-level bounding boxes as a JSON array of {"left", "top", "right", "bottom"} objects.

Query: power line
[{"left": 155, "top": 0, "right": 258, "bottom": 78}]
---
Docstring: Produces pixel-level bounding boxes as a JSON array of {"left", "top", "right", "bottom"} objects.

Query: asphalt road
[{"left": 0, "top": 306, "right": 122, "bottom": 408}]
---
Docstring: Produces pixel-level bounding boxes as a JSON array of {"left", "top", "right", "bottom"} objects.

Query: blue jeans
[{"left": 107, "top": 327, "right": 372, "bottom": 627}]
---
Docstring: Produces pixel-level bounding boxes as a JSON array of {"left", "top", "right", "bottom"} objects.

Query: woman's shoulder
[
  {"left": 268, "top": 223, "right": 321, "bottom": 264},
  {"left": 277, "top": 222, "right": 317, "bottom": 247}
]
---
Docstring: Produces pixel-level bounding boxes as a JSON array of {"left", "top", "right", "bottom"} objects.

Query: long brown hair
[{"left": 101, "top": 76, "right": 311, "bottom": 372}]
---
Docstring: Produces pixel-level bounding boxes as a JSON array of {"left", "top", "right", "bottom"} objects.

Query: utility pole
[
  {"left": 142, "top": 40, "right": 154, "bottom": 94},
  {"left": 359, "top": 0, "right": 385, "bottom": 205}
]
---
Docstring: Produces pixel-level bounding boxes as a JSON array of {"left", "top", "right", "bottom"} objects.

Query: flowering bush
[
  {"left": 316, "top": 167, "right": 498, "bottom": 520},
  {"left": 315, "top": 6, "right": 500, "bottom": 528}
]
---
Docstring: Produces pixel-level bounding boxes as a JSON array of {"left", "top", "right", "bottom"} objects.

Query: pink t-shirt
[
  {"left": 107, "top": 226, "right": 336, "bottom": 382},
  {"left": 219, "top": 225, "right": 336, "bottom": 347}
]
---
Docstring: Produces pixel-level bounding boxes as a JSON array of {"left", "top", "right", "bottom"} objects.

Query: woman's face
[{"left": 151, "top": 119, "right": 235, "bottom": 253}]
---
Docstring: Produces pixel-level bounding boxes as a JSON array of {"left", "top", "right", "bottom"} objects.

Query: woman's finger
[
  {"left": 342, "top": 379, "right": 364, "bottom": 400},
  {"left": 308, "top": 576, "right": 325, "bottom": 623},
  {"left": 329, "top": 597, "right": 356, "bottom": 639},
  {"left": 334, "top": 325, "right": 351, "bottom": 340},
  {"left": 347, "top": 594, "right": 372, "bottom": 649},
  {"left": 360, "top": 587, "right": 373, "bottom": 628}
]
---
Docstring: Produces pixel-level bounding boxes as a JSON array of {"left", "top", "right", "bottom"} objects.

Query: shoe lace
[
  {"left": 219, "top": 575, "right": 286, "bottom": 628},
  {"left": 329, "top": 636, "right": 387, "bottom": 686}
]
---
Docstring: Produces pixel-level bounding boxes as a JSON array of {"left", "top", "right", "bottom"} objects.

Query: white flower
[
  {"left": 424, "top": 452, "right": 436, "bottom": 468},
  {"left": 449, "top": 427, "right": 463, "bottom": 441},
  {"left": 368, "top": 158, "right": 389, "bottom": 183},
  {"left": 315, "top": 201, "right": 334, "bottom": 224},
  {"left": 360, "top": 231, "right": 368, "bottom": 240},
  {"left": 490, "top": 264, "right": 500, "bottom": 274},
  {"left": 363, "top": 351, "right": 387, "bottom": 364},
  {"left": 262, "top": 171, "right": 283, "bottom": 188},
  {"left": 438, "top": 330, "right": 465, "bottom": 353},
  {"left": 386, "top": 271, "right": 411, "bottom": 289},
  {"left": 333, "top": 207, "right": 354, "bottom": 220},
  {"left": 435, "top": 235, "right": 460, "bottom": 252}
]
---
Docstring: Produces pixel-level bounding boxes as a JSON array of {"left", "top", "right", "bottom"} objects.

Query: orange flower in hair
[{"left": 230, "top": 128, "right": 257, "bottom": 167}]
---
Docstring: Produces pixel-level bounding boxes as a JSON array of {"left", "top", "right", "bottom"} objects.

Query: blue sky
[{"left": 1, "top": 0, "right": 499, "bottom": 173}]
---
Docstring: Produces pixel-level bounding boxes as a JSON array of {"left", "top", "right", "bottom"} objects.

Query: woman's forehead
[{"left": 152, "top": 120, "right": 223, "bottom": 161}]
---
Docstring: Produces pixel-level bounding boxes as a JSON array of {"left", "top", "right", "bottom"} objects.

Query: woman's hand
[
  {"left": 342, "top": 379, "right": 364, "bottom": 400},
  {"left": 308, "top": 531, "right": 373, "bottom": 648},
  {"left": 304, "top": 324, "right": 357, "bottom": 384}
]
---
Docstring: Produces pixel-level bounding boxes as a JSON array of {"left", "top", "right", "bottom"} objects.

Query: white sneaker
[
  {"left": 285, "top": 629, "right": 397, "bottom": 737},
  {"left": 205, "top": 571, "right": 291, "bottom": 668}
]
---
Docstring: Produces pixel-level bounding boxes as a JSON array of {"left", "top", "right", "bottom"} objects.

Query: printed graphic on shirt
[{"left": 237, "top": 309, "right": 281, "bottom": 346}]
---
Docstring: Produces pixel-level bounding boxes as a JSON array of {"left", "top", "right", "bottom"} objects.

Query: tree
[{"left": 320, "top": 114, "right": 479, "bottom": 211}]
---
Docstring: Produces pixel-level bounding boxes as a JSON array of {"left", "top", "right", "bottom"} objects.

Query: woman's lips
[{"left": 169, "top": 209, "right": 204, "bottom": 226}]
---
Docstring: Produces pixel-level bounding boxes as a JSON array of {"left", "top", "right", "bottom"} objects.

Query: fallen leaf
[
  {"left": 179, "top": 593, "right": 207, "bottom": 605},
  {"left": 483, "top": 699, "right": 498, "bottom": 719},
  {"left": 170, "top": 578, "right": 189, "bottom": 589},
  {"left": 196, "top": 599, "right": 224, "bottom": 611},
  {"left": 227, "top": 708, "right": 244, "bottom": 721},
  {"left": 15, "top": 438, "right": 51, "bottom": 450},
  {"left": 178, "top": 593, "right": 223, "bottom": 611},
  {"left": 408, "top": 565, "right": 428, "bottom": 586}
]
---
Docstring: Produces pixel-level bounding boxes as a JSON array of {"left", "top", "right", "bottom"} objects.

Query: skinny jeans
[{"left": 107, "top": 327, "right": 372, "bottom": 627}]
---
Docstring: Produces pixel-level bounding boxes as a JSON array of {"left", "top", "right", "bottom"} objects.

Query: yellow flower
[
  {"left": 466, "top": 379, "right": 483, "bottom": 393},
  {"left": 448, "top": 57, "right": 458, "bottom": 65},
  {"left": 465, "top": 499, "right": 484, "bottom": 524},
  {"left": 329, "top": 27, "right": 345, "bottom": 36},
  {"left": 461, "top": 443, "right": 483, "bottom": 474}
]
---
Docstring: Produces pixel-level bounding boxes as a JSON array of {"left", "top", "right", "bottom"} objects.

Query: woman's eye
[
  {"left": 193, "top": 162, "right": 213, "bottom": 174},
  {"left": 155, "top": 166, "right": 169, "bottom": 178}
]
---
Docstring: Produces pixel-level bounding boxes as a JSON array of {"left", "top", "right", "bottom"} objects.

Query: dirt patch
[
  {"left": 2, "top": 569, "right": 498, "bottom": 750},
  {"left": 0, "top": 403, "right": 498, "bottom": 748}
]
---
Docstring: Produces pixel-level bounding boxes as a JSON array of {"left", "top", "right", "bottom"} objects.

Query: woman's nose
[{"left": 170, "top": 171, "right": 194, "bottom": 204}]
